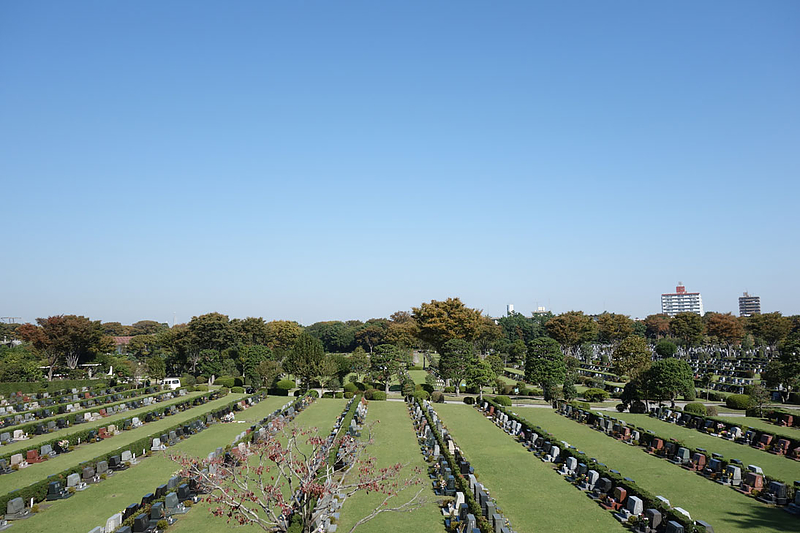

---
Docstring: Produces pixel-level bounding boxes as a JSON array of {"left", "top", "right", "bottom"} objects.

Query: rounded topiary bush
[
  {"left": 706, "top": 405, "right": 718, "bottom": 416},
  {"left": 276, "top": 379, "right": 296, "bottom": 391},
  {"left": 194, "top": 384, "right": 208, "bottom": 392},
  {"left": 367, "top": 390, "right": 387, "bottom": 401},
  {"left": 616, "top": 403, "right": 626, "bottom": 412},
  {"left": 344, "top": 391, "right": 355, "bottom": 399},
  {"left": 583, "top": 388, "right": 609, "bottom": 402},
  {"left": 215, "top": 377, "right": 236, "bottom": 389},
  {"left": 307, "top": 390, "right": 320, "bottom": 398},
  {"left": 463, "top": 396, "right": 475, "bottom": 405},
  {"left": 494, "top": 395, "right": 512, "bottom": 407},
  {"left": 343, "top": 382, "right": 358, "bottom": 394},
  {"left": 231, "top": 386, "right": 244, "bottom": 393},
  {"left": 414, "top": 390, "right": 430, "bottom": 401},
  {"left": 726, "top": 394, "right": 754, "bottom": 410},
  {"left": 684, "top": 402, "right": 707, "bottom": 416},
  {"left": 431, "top": 391, "right": 445, "bottom": 403}
]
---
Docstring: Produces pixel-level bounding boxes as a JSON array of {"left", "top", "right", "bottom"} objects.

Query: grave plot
[
  {"left": 714, "top": 415, "right": 800, "bottom": 436},
  {"left": 518, "top": 406, "right": 796, "bottom": 533},
  {"left": 6, "top": 394, "right": 290, "bottom": 533},
  {"left": 166, "top": 398, "right": 349, "bottom": 533},
  {"left": 435, "top": 403, "right": 622, "bottom": 533},
  {"left": 2, "top": 392, "right": 243, "bottom": 496},
  {"left": 599, "top": 412, "right": 800, "bottom": 482},
  {"left": 335, "top": 401, "right": 442, "bottom": 533},
  {"left": 0, "top": 389, "right": 207, "bottom": 459}
]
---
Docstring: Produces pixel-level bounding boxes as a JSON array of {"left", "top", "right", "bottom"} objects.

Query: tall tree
[
  {"left": 146, "top": 355, "right": 167, "bottom": 381},
  {"left": 284, "top": 332, "right": 330, "bottom": 390},
  {"left": 524, "top": 337, "right": 566, "bottom": 389},
  {"left": 763, "top": 333, "right": 800, "bottom": 402},
  {"left": 642, "top": 358, "right": 693, "bottom": 407},
  {"left": 370, "top": 344, "right": 409, "bottom": 394},
  {"left": 188, "top": 313, "right": 238, "bottom": 352},
  {"left": 746, "top": 312, "right": 792, "bottom": 346},
  {"left": 643, "top": 314, "right": 672, "bottom": 339},
  {"left": 264, "top": 320, "right": 304, "bottom": 358},
  {"left": 386, "top": 311, "right": 419, "bottom": 348},
  {"left": 231, "top": 317, "right": 270, "bottom": 346},
  {"left": 239, "top": 345, "right": 273, "bottom": 387},
  {"left": 412, "top": 298, "right": 484, "bottom": 354},
  {"left": 596, "top": 313, "right": 634, "bottom": 345},
  {"left": 349, "top": 346, "right": 370, "bottom": 381},
  {"left": 705, "top": 312, "right": 744, "bottom": 345},
  {"left": 132, "top": 320, "right": 168, "bottom": 335},
  {"left": 355, "top": 320, "right": 389, "bottom": 354},
  {"left": 611, "top": 336, "right": 652, "bottom": 380},
  {"left": 466, "top": 359, "right": 496, "bottom": 401},
  {"left": 438, "top": 339, "right": 476, "bottom": 396},
  {"left": 670, "top": 312, "right": 706, "bottom": 346},
  {"left": 545, "top": 311, "right": 597, "bottom": 355}
]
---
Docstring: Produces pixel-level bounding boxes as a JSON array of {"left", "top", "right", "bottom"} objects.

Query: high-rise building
[
  {"left": 661, "top": 283, "right": 703, "bottom": 316},
  {"left": 739, "top": 292, "right": 761, "bottom": 317},
  {"left": 507, "top": 304, "right": 514, "bottom": 315}
]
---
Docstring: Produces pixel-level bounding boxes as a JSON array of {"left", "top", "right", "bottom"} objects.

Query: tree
[
  {"left": 562, "top": 375, "right": 578, "bottom": 401},
  {"left": 611, "top": 336, "right": 652, "bottom": 380},
  {"left": 749, "top": 383, "right": 770, "bottom": 418},
  {"left": 507, "top": 340, "right": 527, "bottom": 366},
  {"left": 524, "top": 337, "right": 565, "bottom": 389},
  {"left": 188, "top": 313, "right": 238, "bottom": 352},
  {"left": 412, "top": 298, "right": 484, "bottom": 355},
  {"left": 484, "top": 353, "right": 504, "bottom": 376},
  {"left": 497, "top": 312, "right": 543, "bottom": 344},
  {"left": 0, "top": 345, "right": 43, "bottom": 382},
  {"left": 642, "top": 358, "right": 693, "bottom": 407},
  {"left": 465, "top": 359, "right": 495, "bottom": 401},
  {"left": 284, "top": 333, "right": 330, "bottom": 390},
  {"left": 239, "top": 345, "right": 273, "bottom": 387},
  {"left": 670, "top": 312, "right": 705, "bottom": 346},
  {"left": 102, "top": 322, "right": 131, "bottom": 336},
  {"left": 705, "top": 313, "right": 744, "bottom": 345},
  {"left": 132, "top": 320, "right": 168, "bottom": 335},
  {"left": 746, "top": 312, "right": 792, "bottom": 346},
  {"left": 232, "top": 317, "right": 270, "bottom": 346},
  {"left": 306, "top": 321, "right": 357, "bottom": 353},
  {"left": 545, "top": 311, "right": 597, "bottom": 355},
  {"left": 256, "top": 359, "right": 282, "bottom": 389},
  {"left": 438, "top": 339, "right": 476, "bottom": 396},
  {"left": 172, "top": 417, "right": 426, "bottom": 533},
  {"left": 763, "top": 333, "right": 800, "bottom": 402},
  {"left": 644, "top": 314, "right": 672, "bottom": 339},
  {"left": 370, "top": 344, "right": 409, "bottom": 395},
  {"left": 146, "top": 356, "right": 167, "bottom": 381},
  {"left": 264, "top": 320, "right": 304, "bottom": 358},
  {"left": 654, "top": 339, "right": 677, "bottom": 358},
  {"left": 349, "top": 347, "right": 370, "bottom": 381},
  {"left": 355, "top": 321, "right": 389, "bottom": 354},
  {"left": 596, "top": 313, "right": 634, "bottom": 345},
  {"left": 386, "top": 311, "right": 419, "bottom": 349}
]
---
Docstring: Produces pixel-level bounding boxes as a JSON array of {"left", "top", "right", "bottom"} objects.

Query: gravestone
[
  {"left": 105, "top": 513, "right": 122, "bottom": 532},
  {"left": 5, "top": 497, "right": 29, "bottom": 520}
]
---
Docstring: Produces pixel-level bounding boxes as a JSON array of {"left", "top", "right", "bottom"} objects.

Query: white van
[{"left": 163, "top": 377, "right": 181, "bottom": 390}]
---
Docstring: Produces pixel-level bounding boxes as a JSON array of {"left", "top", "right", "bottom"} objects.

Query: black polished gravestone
[
  {"left": 155, "top": 484, "right": 168, "bottom": 499},
  {"left": 122, "top": 503, "right": 140, "bottom": 521},
  {"left": 46, "top": 481, "right": 72, "bottom": 501},
  {"left": 132, "top": 513, "right": 149, "bottom": 533}
]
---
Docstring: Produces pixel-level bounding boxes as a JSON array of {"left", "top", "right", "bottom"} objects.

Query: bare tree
[{"left": 171, "top": 418, "right": 426, "bottom": 533}]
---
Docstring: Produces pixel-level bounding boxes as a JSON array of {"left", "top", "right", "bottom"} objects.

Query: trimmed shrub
[
  {"left": 683, "top": 387, "right": 696, "bottom": 401},
  {"left": 307, "top": 390, "right": 320, "bottom": 398},
  {"left": 196, "top": 376, "right": 208, "bottom": 384},
  {"left": 419, "top": 383, "right": 434, "bottom": 393},
  {"left": 431, "top": 391, "right": 445, "bottom": 403},
  {"left": 231, "top": 386, "right": 244, "bottom": 393},
  {"left": 463, "top": 396, "right": 475, "bottom": 405},
  {"left": 616, "top": 403, "right": 626, "bottom": 412},
  {"left": 344, "top": 391, "right": 355, "bottom": 399},
  {"left": 414, "top": 390, "right": 430, "bottom": 401},
  {"left": 494, "top": 395, "right": 512, "bottom": 407},
  {"left": 334, "top": 392, "right": 344, "bottom": 399},
  {"left": 706, "top": 405, "right": 718, "bottom": 417},
  {"left": 365, "top": 389, "right": 386, "bottom": 400},
  {"left": 444, "top": 386, "right": 456, "bottom": 393},
  {"left": 684, "top": 402, "right": 707, "bottom": 416},
  {"left": 194, "top": 385, "right": 209, "bottom": 392},
  {"left": 726, "top": 394, "right": 754, "bottom": 410},
  {"left": 276, "top": 379, "right": 295, "bottom": 391},
  {"left": 215, "top": 377, "right": 236, "bottom": 389},
  {"left": 343, "top": 382, "right": 358, "bottom": 393},
  {"left": 583, "top": 388, "right": 609, "bottom": 402},
  {"left": 322, "top": 392, "right": 334, "bottom": 398},
  {"left": 181, "top": 374, "right": 196, "bottom": 387}
]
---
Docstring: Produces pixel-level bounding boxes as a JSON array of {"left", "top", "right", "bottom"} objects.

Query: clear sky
[{"left": 2, "top": 1, "right": 798, "bottom": 326}]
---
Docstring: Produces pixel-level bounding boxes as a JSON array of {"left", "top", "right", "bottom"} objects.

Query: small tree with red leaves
[{"left": 170, "top": 418, "right": 426, "bottom": 533}]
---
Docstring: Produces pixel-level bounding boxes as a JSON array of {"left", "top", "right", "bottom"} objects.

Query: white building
[{"left": 661, "top": 284, "right": 703, "bottom": 316}]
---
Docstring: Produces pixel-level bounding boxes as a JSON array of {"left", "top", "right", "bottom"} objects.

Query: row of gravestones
[
  {"left": 0, "top": 388, "right": 187, "bottom": 450},
  {"left": 1, "top": 384, "right": 133, "bottom": 413},
  {"left": 0, "top": 390, "right": 199, "bottom": 474},
  {"left": 411, "top": 400, "right": 514, "bottom": 533},
  {"left": 0, "top": 386, "right": 164, "bottom": 432},
  {"left": 478, "top": 400, "right": 712, "bottom": 533},
  {"left": 648, "top": 406, "right": 798, "bottom": 458},
  {"left": 557, "top": 403, "right": 797, "bottom": 509},
  {"left": 1, "top": 393, "right": 265, "bottom": 531}
]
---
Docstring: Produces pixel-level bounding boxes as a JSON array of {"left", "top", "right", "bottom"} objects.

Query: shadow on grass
[{"left": 715, "top": 503, "right": 796, "bottom": 533}]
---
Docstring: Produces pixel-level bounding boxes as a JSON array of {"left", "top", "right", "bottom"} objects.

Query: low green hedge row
[
  {"left": 0, "top": 379, "right": 108, "bottom": 397},
  {"left": 414, "top": 398, "right": 492, "bottom": 533},
  {"left": 562, "top": 404, "right": 795, "bottom": 507},
  {"left": 328, "top": 395, "right": 361, "bottom": 465},
  {"left": 486, "top": 399, "right": 703, "bottom": 533},
  {"left": 0, "top": 388, "right": 239, "bottom": 514},
  {"left": 0, "top": 389, "right": 218, "bottom": 466},
  {"left": 3, "top": 385, "right": 165, "bottom": 432},
  {"left": 5, "top": 382, "right": 141, "bottom": 415}
]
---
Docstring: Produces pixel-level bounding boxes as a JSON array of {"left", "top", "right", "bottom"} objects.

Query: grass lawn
[
  {"left": 167, "top": 398, "right": 348, "bottom": 533},
  {"left": 408, "top": 369, "right": 430, "bottom": 385},
  {"left": 1, "top": 390, "right": 207, "bottom": 456},
  {"left": 616, "top": 413, "right": 800, "bottom": 482},
  {"left": 516, "top": 407, "right": 795, "bottom": 533},
  {"left": 714, "top": 414, "right": 800, "bottom": 435},
  {"left": 436, "top": 404, "right": 621, "bottom": 533},
  {"left": 10, "top": 395, "right": 289, "bottom": 533},
  {"left": 336, "top": 401, "right": 442, "bottom": 533},
  {"left": 4, "top": 392, "right": 241, "bottom": 494}
]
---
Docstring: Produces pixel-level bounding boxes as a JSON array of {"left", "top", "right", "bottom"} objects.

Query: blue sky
[{"left": 2, "top": 1, "right": 798, "bottom": 325}]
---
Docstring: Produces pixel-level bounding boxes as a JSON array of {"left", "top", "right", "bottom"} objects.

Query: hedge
[
  {"left": 683, "top": 402, "right": 707, "bottom": 416},
  {"left": 0, "top": 388, "right": 240, "bottom": 515},
  {"left": 462, "top": 396, "right": 475, "bottom": 405},
  {"left": 431, "top": 391, "right": 444, "bottom": 403},
  {"left": 725, "top": 394, "right": 754, "bottom": 410},
  {"left": 0, "top": 379, "right": 108, "bottom": 397},
  {"left": 486, "top": 399, "right": 703, "bottom": 533},
  {"left": 364, "top": 389, "right": 386, "bottom": 401},
  {"left": 494, "top": 395, "right": 511, "bottom": 407},
  {"left": 583, "top": 388, "right": 609, "bottom": 402}
]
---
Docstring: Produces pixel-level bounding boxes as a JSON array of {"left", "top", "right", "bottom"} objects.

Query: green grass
[
  {"left": 436, "top": 404, "right": 621, "bottom": 533},
  {"left": 9, "top": 395, "right": 290, "bottom": 533},
  {"left": 167, "top": 398, "right": 348, "bottom": 533},
  {"left": 4, "top": 392, "right": 241, "bottom": 494},
  {"left": 516, "top": 407, "right": 795, "bottom": 533},
  {"left": 408, "top": 369, "right": 430, "bottom": 385},
  {"left": 714, "top": 414, "right": 800, "bottom": 435},
  {"left": 612, "top": 413, "right": 800, "bottom": 482},
  {"left": 1, "top": 390, "right": 207, "bottom": 456},
  {"left": 336, "top": 401, "right": 442, "bottom": 533}
]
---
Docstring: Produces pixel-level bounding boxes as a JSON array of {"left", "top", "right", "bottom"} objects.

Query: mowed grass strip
[
  {"left": 9, "top": 395, "right": 290, "bottom": 533},
  {"left": 714, "top": 414, "right": 800, "bottom": 436},
  {"left": 436, "top": 404, "right": 621, "bottom": 533},
  {"left": 4, "top": 392, "right": 242, "bottom": 493},
  {"left": 336, "top": 401, "right": 442, "bottom": 533},
  {"left": 518, "top": 408, "right": 795, "bottom": 533},
  {"left": 614, "top": 413, "right": 800, "bottom": 482},
  {"left": 1, "top": 390, "right": 207, "bottom": 456},
  {"left": 168, "top": 398, "right": 348, "bottom": 533}
]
